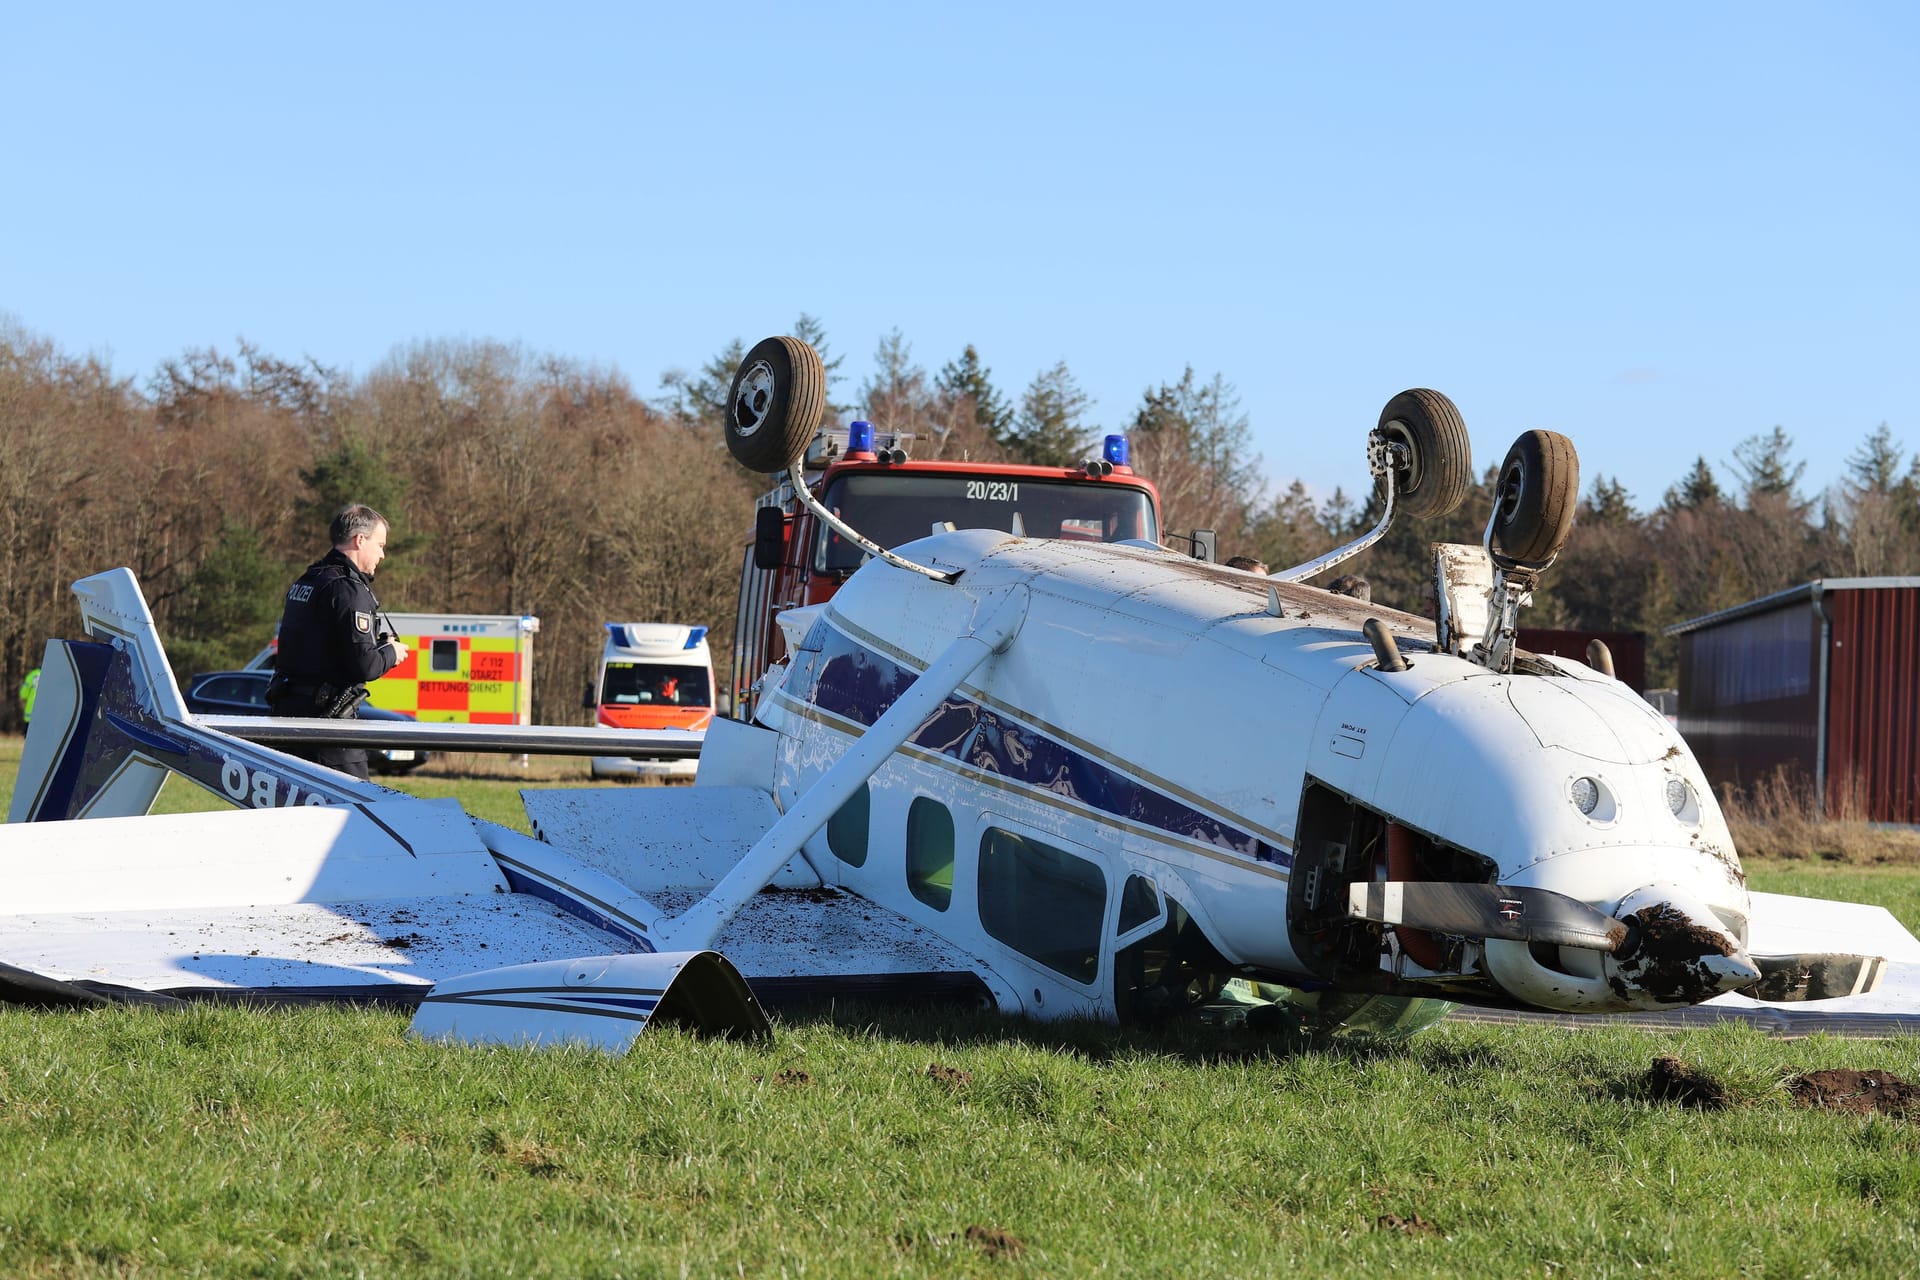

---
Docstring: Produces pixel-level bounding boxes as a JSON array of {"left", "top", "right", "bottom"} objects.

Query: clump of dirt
[
  {"left": 1645, "top": 1055, "right": 1731, "bottom": 1110},
  {"left": 1627, "top": 904, "right": 1737, "bottom": 960},
  {"left": 383, "top": 932, "right": 428, "bottom": 950},
  {"left": 751, "top": 1068, "right": 812, "bottom": 1086},
  {"left": 926, "top": 1063, "right": 972, "bottom": 1090},
  {"left": 965, "top": 1226, "right": 1025, "bottom": 1259},
  {"left": 1375, "top": 1212, "right": 1441, "bottom": 1237},
  {"left": 1787, "top": 1069, "right": 1920, "bottom": 1119},
  {"left": 1612, "top": 905, "right": 1746, "bottom": 1003},
  {"left": 762, "top": 886, "right": 843, "bottom": 903}
]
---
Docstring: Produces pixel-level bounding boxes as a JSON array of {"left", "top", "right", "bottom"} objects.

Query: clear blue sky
[{"left": 4, "top": 3, "right": 1914, "bottom": 514}]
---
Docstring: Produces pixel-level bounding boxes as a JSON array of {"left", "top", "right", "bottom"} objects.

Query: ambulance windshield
[
  {"left": 812, "top": 473, "right": 1158, "bottom": 574},
  {"left": 600, "top": 662, "right": 712, "bottom": 708}
]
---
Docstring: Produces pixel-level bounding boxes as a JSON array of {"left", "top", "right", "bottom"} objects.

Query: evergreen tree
[
  {"left": 1008, "top": 361, "right": 1094, "bottom": 466},
  {"left": 934, "top": 344, "right": 1014, "bottom": 444},
  {"left": 1729, "top": 426, "right": 1805, "bottom": 505},
  {"left": 1662, "top": 456, "right": 1723, "bottom": 511},
  {"left": 859, "top": 329, "right": 936, "bottom": 444},
  {"left": 658, "top": 337, "right": 746, "bottom": 431},
  {"left": 1320, "top": 487, "right": 1357, "bottom": 538},
  {"left": 1845, "top": 422, "right": 1903, "bottom": 493},
  {"left": 1585, "top": 475, "right": 1636, "bottom": 526},
  {"left": 792, "top": 313, "right": 848, "bottom": 416},
  {"left": 1126, "top": 366, "right": 1262, "bottom": 533},
  {"left": 296, "top": 438, "right": 421, "bottom": 569},
  {"left": 165, "top": 519, "right": 292, "bottom": 678},
  {"left": 1249, "top": 479, "right": 1332, "bottom": 573},
  {"left": 1837, "top": 423, "right": 1916, "bottom": 576}
]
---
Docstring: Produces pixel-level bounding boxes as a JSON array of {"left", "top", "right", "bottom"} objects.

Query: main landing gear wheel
[
  {"left": 1490, "top": 429, "right": 1580, "bottom": 564},
  {"left": 725, "top": 336, "right": 827, "bottom": 474},
  {"left": 1377, "top": 389, "right": 1472, "bottom": 519}
]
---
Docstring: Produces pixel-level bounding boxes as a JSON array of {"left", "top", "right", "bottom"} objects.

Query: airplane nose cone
[{"left": 1606, "top": 885, "right": 1759, "bottom": 1006}]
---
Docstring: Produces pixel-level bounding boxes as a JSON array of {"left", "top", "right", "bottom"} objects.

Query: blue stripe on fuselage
[{"left": 787, "top": 622, "right": 1289, "bottom": 869}]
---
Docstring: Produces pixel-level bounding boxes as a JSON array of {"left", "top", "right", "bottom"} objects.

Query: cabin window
[
  {"left": 906, "top": 797, "right": 954, "bottom": 911},
  {"left": 978, "top": 828, "right": 1105, "bottom": 984},
  {"left": 431, "top": 639, "right": 461, "bottom": 673},
  {"left": 1118, "top": 874, "right": 1161, "bottom": 935},
  {"left": 828, "top": 782, "right": 870, "bottom": 868}
]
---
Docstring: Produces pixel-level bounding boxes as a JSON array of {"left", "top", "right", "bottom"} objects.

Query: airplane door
[{"left": 971, "top": 816, "right": 1114, "bottom": 1018}]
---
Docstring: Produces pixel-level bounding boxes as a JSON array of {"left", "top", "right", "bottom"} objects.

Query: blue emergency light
[
  {"left": 848, "top": 420, "right": 875, "bottom": 453},
  {"left": 685, "top": 626, "right": 708, "bottom": 649},
  {"left": 1104, "top": 434, "right": 1130, "bottom": 466}
]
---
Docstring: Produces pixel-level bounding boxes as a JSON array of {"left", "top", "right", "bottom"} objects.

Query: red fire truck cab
[{"left": 731, "top": 422, "right": 1163, "bottom": 719}]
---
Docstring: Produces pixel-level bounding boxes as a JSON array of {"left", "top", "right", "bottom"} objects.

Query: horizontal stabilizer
[
  {"left": 1347, "top": 880, "right": 1627, "bottom": 951},
  {"left": 1743, "top": 952, "right": 1887, "bottom": 1003},
  {"left": 410, "top": 951, "right": 770, "bottom": 1051}
]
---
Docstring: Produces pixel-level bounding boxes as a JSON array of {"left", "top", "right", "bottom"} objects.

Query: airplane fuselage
[{"left": 761, "top": 529, "right": 1750, "bottom": 1022}]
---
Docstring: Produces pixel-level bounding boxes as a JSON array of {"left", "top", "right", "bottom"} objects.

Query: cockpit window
[{"left": 812, "top": 473, "right": 1158, "bottom": 574}]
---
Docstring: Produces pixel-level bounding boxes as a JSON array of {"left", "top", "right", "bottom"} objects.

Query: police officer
[{"left": 267, "top": 504, "right": 409, "bottom": 780}]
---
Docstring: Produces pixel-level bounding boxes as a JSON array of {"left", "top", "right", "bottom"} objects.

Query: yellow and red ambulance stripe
[{"left": 369, "top": 635, "right": 530, "bottom": 725}]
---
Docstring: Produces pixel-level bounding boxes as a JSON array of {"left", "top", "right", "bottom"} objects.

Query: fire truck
[{"left": 731, "top": 420, "right": 1164, "bottom": 719}]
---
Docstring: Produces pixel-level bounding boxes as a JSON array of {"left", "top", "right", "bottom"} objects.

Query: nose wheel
[
  {"left": 1489, "top": 429, "right": 1580, "bottom": 566},
  {"left": 1469, "top": 428, "right": 1583, "bottom": 673},
  {"left": 725, "top": 336, "right": 827, "bottom": 474}
]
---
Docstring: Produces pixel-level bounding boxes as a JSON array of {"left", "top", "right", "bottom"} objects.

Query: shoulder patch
[{"left": 355, "top": 612, "right": 372, "bottom": 633}]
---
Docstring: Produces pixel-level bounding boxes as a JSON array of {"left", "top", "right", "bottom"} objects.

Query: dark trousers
[
  {"left": 270, "top": 697, "right": 370, "bottom": 782},
  {"left": 290, "top": 743, "right": 370, "bottom": 782}
]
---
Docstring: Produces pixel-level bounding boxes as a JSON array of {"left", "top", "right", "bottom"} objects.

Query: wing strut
[{"left": 655, "top": 587, "right": 1030, "bottom": 951}]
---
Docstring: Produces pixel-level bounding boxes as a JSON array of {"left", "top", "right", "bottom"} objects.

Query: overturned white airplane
[{"left": 4, "top": 337, "right": 1916, "bottom": 1047}]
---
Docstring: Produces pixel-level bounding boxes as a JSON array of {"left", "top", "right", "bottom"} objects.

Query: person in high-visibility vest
[{"left": 17, "top": 667, "right": 37, "bottom": 727}]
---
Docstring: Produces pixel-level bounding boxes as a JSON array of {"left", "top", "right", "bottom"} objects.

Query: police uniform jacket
[{"left": 271, "top": 549, "right": 397, "bottom": 706}]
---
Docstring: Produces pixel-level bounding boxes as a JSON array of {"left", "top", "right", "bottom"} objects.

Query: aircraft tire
[
  {"left": 1376, "top": 388, "right": 1472, "bottom": 519},
  {"left": 725, "top": 336, "right": 827, "bottom": 473},
  {"left": 1490, "top": 429, "right": 1580, "bottom": 563}
]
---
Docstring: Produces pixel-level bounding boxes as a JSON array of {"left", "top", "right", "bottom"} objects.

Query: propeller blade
[
  {"left": 1742, "top": 952, "right": 1887, "bottom": 1003},
  {"left": 1346, "top": 881, "right": 1628, "bottom": 952}
]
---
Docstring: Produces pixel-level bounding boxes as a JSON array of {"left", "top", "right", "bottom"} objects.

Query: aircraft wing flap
[
  {"left": 520, "top": 786, "right": 818, "bottom": 893},
  {"left": 646, "top": 888, "right": 1006, "bottom": 989},
  {"left": 0, "top": 802, "right": 506, "bottom": 915},
  {"left": 0, "top": 894, "right": 632, "bottom": 996}
]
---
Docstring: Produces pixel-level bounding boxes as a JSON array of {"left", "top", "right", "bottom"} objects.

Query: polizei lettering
[{"left": 220, "top": 756, "right": 332, "bottom": 809}]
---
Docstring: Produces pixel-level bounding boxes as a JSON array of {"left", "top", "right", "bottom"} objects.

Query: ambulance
[
  {"left": 244, "top": 612, "right": 540, "bottom": 725},
  {"left": 363, "top": 612, "right": 540, "bottom": 725},
  {"left": 588, "top": 623, "right": 716, "bottom": 780}
]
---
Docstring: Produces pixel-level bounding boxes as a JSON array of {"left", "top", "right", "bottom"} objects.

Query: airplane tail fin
[
  {"left": 8, "top": 568, "right": 383, "bottom": 823},
  {"left": 9, "top": 569, "right": 198, "bottom": 822}
]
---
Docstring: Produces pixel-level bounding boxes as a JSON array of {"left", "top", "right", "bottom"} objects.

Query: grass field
[{"left": 2, "top": 737, "right": 1918, "bottom": 1276}]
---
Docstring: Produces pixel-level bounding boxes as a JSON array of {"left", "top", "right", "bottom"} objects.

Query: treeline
[{"left": 4, "top": 318, "right": 1917, "bottom": 733}]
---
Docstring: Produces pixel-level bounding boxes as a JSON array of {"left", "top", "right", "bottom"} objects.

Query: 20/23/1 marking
[{"left": 966, "top": 481, "right": 1018, "bottom": 501}]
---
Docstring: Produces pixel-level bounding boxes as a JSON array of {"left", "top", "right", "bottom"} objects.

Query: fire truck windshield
[{"left": 813, "top": 472, "right": 1158, "bottom": 574}]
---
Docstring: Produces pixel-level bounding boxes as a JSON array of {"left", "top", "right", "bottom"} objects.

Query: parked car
[{"left": 183, "top": 670, "right": 429, "bottom": 775}]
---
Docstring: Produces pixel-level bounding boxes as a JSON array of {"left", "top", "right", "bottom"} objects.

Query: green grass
[
  {"left": 4, "top": 736, "right": 1920, "bottom": 1275},
  {"left": 1746, "top": 862, "right": 1920, "bottom": 937},
  {"left": 2, "top": 1005, "right": 1918, "bottom": 1278},
  {"left": 60, "top": 743, "right": 612, "bottom": 834}
]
